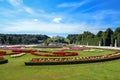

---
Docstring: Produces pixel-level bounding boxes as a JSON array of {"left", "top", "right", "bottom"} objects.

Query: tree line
[
  {"left": 0, "top": 27, "right": 120, "bottom": 46},
  {"left": 67, "top": 27, "right": 120, "bottom": 47},
  {"left": 0, "top": 34, "right": 49, "bottom": 45}
]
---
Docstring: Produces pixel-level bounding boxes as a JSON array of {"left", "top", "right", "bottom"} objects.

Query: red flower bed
[
  {"left": 0, "top": 56, "right": 4, "bottom": 59},
  {"left": 29, "top": 51, "right": 78, "bottom": 57},
  {"left": 3, "top": 47, "right": 22, "bottom": 51},
  {"left": 52, "top": 51, "right": 78, "bottom": 56},
  {"left": 12, "top": 49, "right": 31, "bottom": 53},
  {"left": 0, "top": 51, "right": 6, "bottom": 55},
  {"left": 38, "top": 50, "right": 50, "bottom": 53}
]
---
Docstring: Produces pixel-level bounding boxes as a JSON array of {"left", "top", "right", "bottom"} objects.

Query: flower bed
[
  {"left": 3, "top": 47, "right": 22, "bottom": 51},
  {"left": 59, "top": 47, "right": 90, "bottom": 51},
  {"left": 12, "top": 49, "right": 30, "bottom": 53},
  {"left": 25, "top": 52, "right": 120, "bottom": 65},
  {"left": 52, "top": 51, "right": 78, "bottom": 56},
  {"left": 29, "top": 50, "right": 78, "bottom": 57},
  {"left": 0, "top": 56, "right": 4, "bottom": 59},
  {"left": 0, "top": 51, "right": 6, "bottom": 55},
  {"left": 69, "top": 47, "right": 90, "bottom": 50},
  {"left": 10, "top": 53, "right": 26, "bottom": 58}
]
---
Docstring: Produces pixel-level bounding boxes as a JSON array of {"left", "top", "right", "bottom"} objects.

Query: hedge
[{"left": 0, "top": 59, "right": 8, "bottom": 64}]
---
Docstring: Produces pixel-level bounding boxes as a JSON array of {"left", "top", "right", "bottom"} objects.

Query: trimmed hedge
[{"left": 0, "top": 59, "right": 8, "bottom": 64}]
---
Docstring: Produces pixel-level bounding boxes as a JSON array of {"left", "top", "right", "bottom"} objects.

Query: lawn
[{"left": 0, "top": 48, "right": 120, "bottom": 80}]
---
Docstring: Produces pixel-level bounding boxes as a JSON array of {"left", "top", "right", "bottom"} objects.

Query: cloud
[
  {"left": 7, "top": 0, "right": 35, "bottom": 15},
  {"left": 1, "top": 0, "right": 120, "bottom": 37},
  {"left": 53, "top": 17, "right": 62, "bottom": 23},
  {"left": 58, "top": 0, "right": 89, "bottom": 8},
  {"left": 7, "top": 0, "right": 22, "bottom": 6},
  {"left": 90, "top": 10, "right": 120, "bottom": 23},
  {"left": 33, "top": 19, "right": 38, "bottom": 22},
  {"left": 0, "top": 19, "right": 108, "bottom": 36},
  {"left": 23, "top": 6, "right": 35, "bottom": 14},
  {"left": 2, "top": 20, "right": 77, "bottom": 33}
]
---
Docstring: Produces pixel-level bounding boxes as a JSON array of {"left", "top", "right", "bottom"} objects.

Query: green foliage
[
  {"left": 102, "top": 28, "right": 113, "bottom": 46},
  {"left": 67, "top": 34, "right": 79, "bottom": 44},
  {"left": 114, "top": 27, "right": 120, "bottom": 46},
  {"left": 0, "top": 59, "right": 8, "bottom": 64},
  {"left": 67, "top": 27, "right": 120, "bottom": 46},
  {"left": 96, "top": 31, "right": 103, "bottom": 37},
  {"left": 45, "top": 37, "right": 69, "bottom": 45},
  {"left": 0, "top": 34, "right": 49, "bottom": 45}
]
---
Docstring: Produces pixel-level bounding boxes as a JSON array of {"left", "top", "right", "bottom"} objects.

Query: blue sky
[{"left": 0, "top": 0, "right": 120, "bottom": 37}]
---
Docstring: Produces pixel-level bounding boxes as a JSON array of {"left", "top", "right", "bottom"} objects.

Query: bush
[{"left": 0, "top": 59, "right": 8, "bottom": 64}]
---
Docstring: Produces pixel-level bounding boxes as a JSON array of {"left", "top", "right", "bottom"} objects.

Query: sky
[{"left": 0, "top": 0, "right": 120, "bottom": 37}]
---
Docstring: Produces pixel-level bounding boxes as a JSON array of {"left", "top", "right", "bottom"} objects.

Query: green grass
[{"left": 0, "top": 48, "right": 120, "bottom": 80}]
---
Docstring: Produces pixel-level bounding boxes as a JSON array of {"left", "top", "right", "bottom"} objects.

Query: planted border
[
  {"left": 29, "top": 51, "right": 78, "bottom": 57},
  {"left": 25, "top": 52, "right": 120, "bottom": 65}
]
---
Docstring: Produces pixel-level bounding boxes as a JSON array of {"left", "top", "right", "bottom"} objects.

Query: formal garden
[{"left": 0, "top": 45, "right": 120, "bottom": 80}]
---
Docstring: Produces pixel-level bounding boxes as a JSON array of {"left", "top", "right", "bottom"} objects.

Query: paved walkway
[{"left": 77, "top": 45, "right": 120, "bottom": 50}]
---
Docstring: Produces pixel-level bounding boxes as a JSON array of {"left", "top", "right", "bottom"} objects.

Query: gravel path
[{"left": 77, "top": 45, "right": 120, "bottom": 50}]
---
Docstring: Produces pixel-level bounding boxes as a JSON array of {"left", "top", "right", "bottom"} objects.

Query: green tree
[{"left": 102, "top": 28, "right": 113, "bottom": 46}]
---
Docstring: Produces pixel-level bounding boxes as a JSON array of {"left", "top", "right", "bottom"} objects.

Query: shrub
[{"left": 0, "top": 59, "right": 8, "bottom": 64}]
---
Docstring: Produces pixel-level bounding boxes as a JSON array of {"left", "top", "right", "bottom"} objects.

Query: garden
[{"left": 0, "top": 46, "right": 120, "bottom": 80}]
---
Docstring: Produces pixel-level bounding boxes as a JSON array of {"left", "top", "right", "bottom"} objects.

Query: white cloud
[
  {"left": 1, "top": 20, "right": 106, "bottom": 35},
  {"left": 53, "top": 17, "right": 62, "bottom": 23},
  {"left": 58, "top": 0, "right": 89, "bottom": 8},
  {"left": 33, "top": 19, "right": 38, "bottom": 22},
  {"left": 7, "top": 0, "right": 36, "bottom": 15},
  {"left": 2, "top": 21, "right": 77, "bottom": 33},
  {"left": 7, "top": 0, "right": 22, "bottom": 6},
  {"left": 23, "top": 6, "right": 35, "bottom": 14}
]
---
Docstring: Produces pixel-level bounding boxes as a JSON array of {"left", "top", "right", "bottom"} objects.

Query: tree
[
  {"left": 96, "top": 31, "right": 103, "bottom": 37},
  {"left": 102, "top": 28, "right": 113, "bottom": 46},
  {"left": 114, "top": 27, "right": 120, "bottom": 46},
  {"left": 0, "top": 34, "right": 49, "bottom": 45},
  {"left": 67, "top": 34, "right": 79, "bottom": 44}
]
